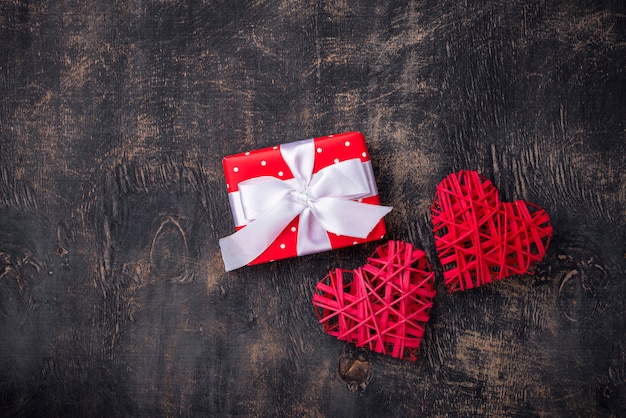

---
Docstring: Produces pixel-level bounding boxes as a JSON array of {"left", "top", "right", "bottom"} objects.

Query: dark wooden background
[{"left": 1, "top": 1, "right": 624, "bottom": 416}]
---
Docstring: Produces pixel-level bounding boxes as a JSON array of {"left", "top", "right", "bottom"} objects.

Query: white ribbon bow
[{"left": 219, "top": 138, "right": 392, "bottom": 271}]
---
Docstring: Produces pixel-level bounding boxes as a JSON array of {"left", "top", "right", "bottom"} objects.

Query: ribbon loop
[{"left": 220, "top": 139, "right": 392, "bottom": 271}]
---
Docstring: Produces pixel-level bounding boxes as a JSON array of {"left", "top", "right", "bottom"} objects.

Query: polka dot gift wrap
[{"left": 220, "top": 132, "right": 392, "bottom": 271}]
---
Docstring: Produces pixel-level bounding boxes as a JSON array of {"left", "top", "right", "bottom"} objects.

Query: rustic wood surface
[{"left": 1, "top": 1, "right": 625, "bottom": 416}]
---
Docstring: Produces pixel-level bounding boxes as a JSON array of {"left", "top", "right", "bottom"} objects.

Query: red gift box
[{"left": 220, "top": 132, "right": 392, "bottom": 271}]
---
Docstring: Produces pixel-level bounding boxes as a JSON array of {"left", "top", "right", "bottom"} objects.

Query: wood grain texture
[{"left": 1, "top": 0, "right": 624, "bottom": 416}]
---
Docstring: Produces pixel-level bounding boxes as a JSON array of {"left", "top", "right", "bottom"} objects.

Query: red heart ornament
[
  {"left": 431, "top": 170, "right": 553, "bottom": 293},
  {"left": 312, "top": 240, "right": 436, "bottom": 361}
]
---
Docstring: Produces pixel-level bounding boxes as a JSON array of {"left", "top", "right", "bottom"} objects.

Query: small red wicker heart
[
  {"left": 431, "top": 170, "right": 553, "bottom": 293},
  {"left": 312, "top": 240, "right": 436, "bottom": 361}
]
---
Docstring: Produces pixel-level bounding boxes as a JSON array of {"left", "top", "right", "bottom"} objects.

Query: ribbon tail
[
  {"left": 312, "top": 199, "right": 393, "bottom": 239},
  {"left": 219, "top": 200, "right": 303, "bottom": 271},
  {"left": 297, "top": 208, "right": 333, "bottom": 256}
]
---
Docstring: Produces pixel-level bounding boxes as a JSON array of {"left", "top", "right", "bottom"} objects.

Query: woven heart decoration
[
  {"left": 431, "top": 170, "right": 553, "bottom": 293},
  {"left": 312, "top": 240, "right": 436, "bottom": 361}
]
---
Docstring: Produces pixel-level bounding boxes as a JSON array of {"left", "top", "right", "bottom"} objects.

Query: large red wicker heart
[
  {"left": 312, "top": 240, "right": 436, "bottom": 361},
  {"left": 431, "top": 170, "right": 553, "bottom": 293}
]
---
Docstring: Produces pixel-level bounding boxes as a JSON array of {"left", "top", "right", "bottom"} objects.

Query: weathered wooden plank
[{"left": 0, "top": 0, "right": 624, "bottom": 416}]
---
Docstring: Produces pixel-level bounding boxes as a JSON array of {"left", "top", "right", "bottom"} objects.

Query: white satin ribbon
[{"left": 219, "top": 138, "right": 392, "bottom": 271}]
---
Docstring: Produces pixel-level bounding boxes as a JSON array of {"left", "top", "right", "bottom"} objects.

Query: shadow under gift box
[{"left": 220, "top": 132, "right": 391, "bottom": 269}]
